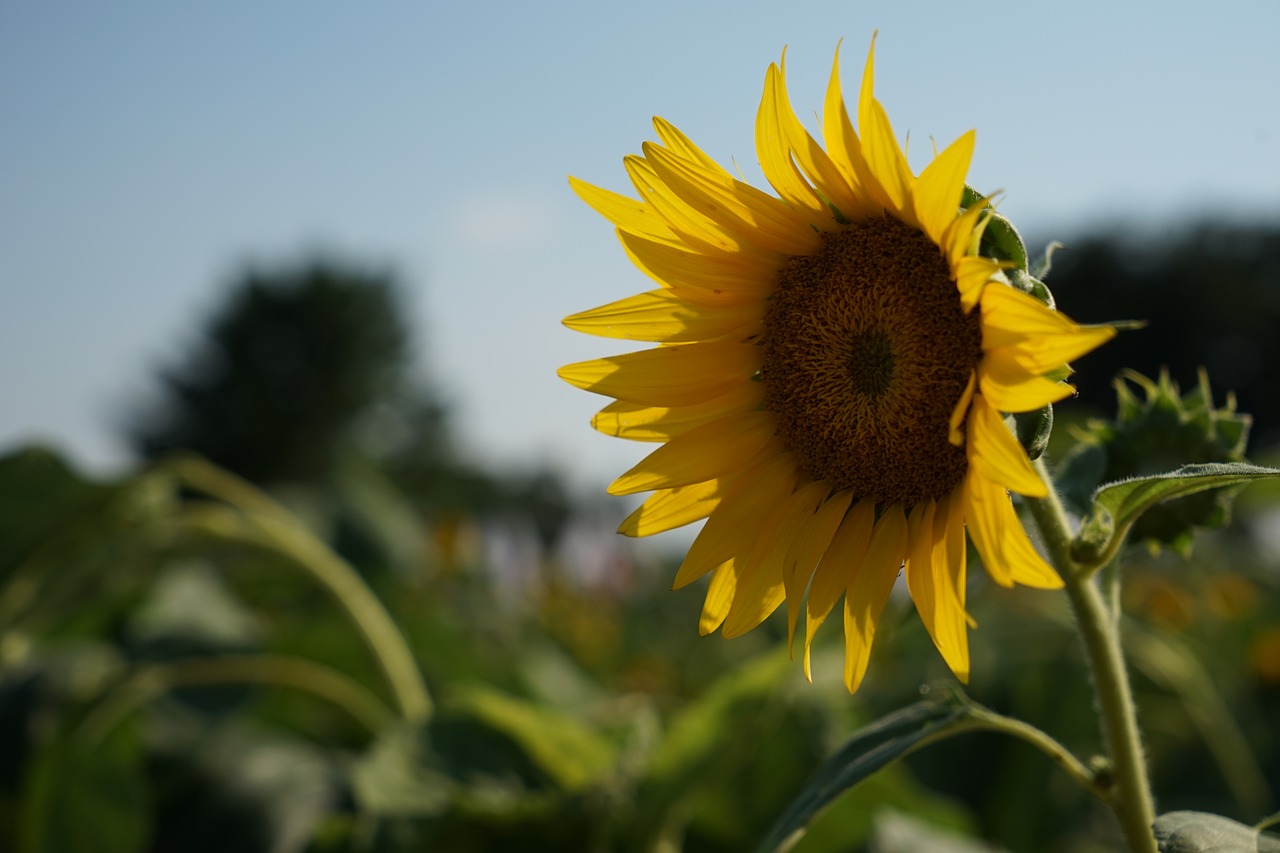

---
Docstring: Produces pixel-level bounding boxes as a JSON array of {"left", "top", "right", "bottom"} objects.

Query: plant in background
[{"left": 560, "top": 34, "right": 1280, "bottom": 853}]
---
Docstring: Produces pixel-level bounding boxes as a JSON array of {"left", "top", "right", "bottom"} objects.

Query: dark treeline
[{"left": 1041, "top": 221, "right": 1280, "bottom": 450}]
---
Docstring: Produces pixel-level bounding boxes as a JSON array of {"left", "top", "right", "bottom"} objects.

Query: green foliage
[
  {"left": 17, "top": 721, "right": 149, "bottom": 853},
  {"left": 2, "top": 440, "right": 1278, "bottom": 852}
]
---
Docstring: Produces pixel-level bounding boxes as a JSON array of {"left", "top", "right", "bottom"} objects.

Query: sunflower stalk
[{"left": 1027, "top": 458, "right": 1157, "bottom": 853}]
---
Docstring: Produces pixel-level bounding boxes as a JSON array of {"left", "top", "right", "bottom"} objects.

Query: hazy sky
[{"left": 3, "top": 1, "right": 1278, "bottom": 491}]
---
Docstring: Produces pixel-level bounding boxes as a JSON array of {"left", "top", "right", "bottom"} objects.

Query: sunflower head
[{"left": 559, "top": 37, "right": 1115, "bottom": 693}]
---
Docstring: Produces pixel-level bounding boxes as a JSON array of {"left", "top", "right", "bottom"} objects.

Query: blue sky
[{"left": 2, "top": 1, "right": 1278, "bottom": 490}]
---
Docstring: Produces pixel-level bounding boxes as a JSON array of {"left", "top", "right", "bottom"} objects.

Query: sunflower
[{"left": 558, "top": 37, "right": 1115, "bottom": 693}]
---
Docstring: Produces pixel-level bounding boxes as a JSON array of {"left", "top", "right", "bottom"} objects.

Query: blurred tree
[
  {"left": 127, "top": 256, "right": 580, "bottom": 554},
  {"left": 131, "top": 260, "right": 413, "bottom": 484},
  {"left": 1042, "top": 222, "right": 1280, "bottom": 450}
]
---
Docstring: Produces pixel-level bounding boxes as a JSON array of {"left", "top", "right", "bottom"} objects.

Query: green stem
[
  {"left": 904, "top": 697, "right": 1103, "bottom": 800},
  {"left": 1027, "top": 458, "right": 1157, "bottom": 853},
  {"left": 78, "top": 654, "right": 397, "bottom": 745}
]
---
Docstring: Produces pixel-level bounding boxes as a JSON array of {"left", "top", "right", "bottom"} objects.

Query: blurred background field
[{"left": 2, "top": 4, "right": 1278, "bottom": 852}]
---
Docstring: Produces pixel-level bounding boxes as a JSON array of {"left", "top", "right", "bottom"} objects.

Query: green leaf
[
  {"left": 1153, "top": 810, "right": 1280, "bottom": 852},
  {"left": 445, "top": 684, "right": 615, "bottom": 791},
  {"left": 352, "top": 722, "right": 453, "bottom": 817},
  {"left": 756, "top": 698, "right": 970, "bottom": 853},
  {"left": 17, "top": 721, "right": 149, "bottom": 853},
  {"left": 643, "top": 649, "right": 792, "bottom": 792},
  {"left": 868, "top": 810, "right": 1000, "bottom": 853},
  {"left": 1072, "top": 463, "right": 1280, "bottom": 565}
]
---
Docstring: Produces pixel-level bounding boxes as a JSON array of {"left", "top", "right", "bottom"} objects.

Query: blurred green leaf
[
  {"left": 445, "top": 684, "right": 615, "bottom": 792},
  {"left": 17, "top": 721, "right": 149, "bottom": 853},
  {"left": 1125, "top": 623, "right": 1271, "bottom": 815},
  {"left": 1153, "top": 810, "right": 1280, "bottom": 852},
  {"left": 756, "top": 698, "right": 969, "bottom": 853},
  {"left": 352, "top": 723, "right": 452, "bottom": 818},
  {"left": 1073, "top": 463, "right": 1280, "bottom": 565},
  {"left": 644, "top": 649, "right": 792, "bottom": 792},
  {"left": 867, "top": 810, "right": 999, "bottom": 853}
]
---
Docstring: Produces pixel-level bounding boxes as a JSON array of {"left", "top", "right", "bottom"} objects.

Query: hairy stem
[{"left": 1027, "top": 458, "right": 1157, "bottom": 853}]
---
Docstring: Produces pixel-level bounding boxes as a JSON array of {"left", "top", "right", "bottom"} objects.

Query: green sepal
[
  {"left": 1006, "top": 268, "right": 1056, "bottom": 309},
  {"left": 1030, "top": 241, "right": 1063, "bottom": 280},
  {"left": 1014, "top": 405, "right": 1053, "bottom": 461},
  {"left": 961, "top": 185, "right": 1027, "bottom": 271}
]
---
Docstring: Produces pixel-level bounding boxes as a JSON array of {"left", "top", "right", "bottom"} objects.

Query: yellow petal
[
  {"left": 642, "top": 141, "right": 822, "bottom": 255},
  {"left": 652, "top": 116, "right": 733, "bottom": 177},
  {"left": 564, "top": 288, "right": 761, "bottom": 343},
  {"left": 980, "top": 284, "right": 1117, "bottom": 372},
  {"left": 592, "top": 382, "right": 763, "bottom": 442},
  {"left": 673, "top": 454, "right": 795, "bottom": 589},
  {"left": 948, "top": 370, "right": 977, "bottom": 446},
  {"left": 931, "top": 490, "right": 972, "bottom": 680},
  {"left": 953, "top": 255, "right": 1000, "bottom": 314},
  {"left": 767, "top": 58, "right": 862, "bottom": 220},
  {"left": 904, "top": 500, "right": 939, "bottom": 649},
  {"left": 619, "top": 230, "right": 775, "bottom": 306},
  {"left": 904, "top": 496, "right": 970, "bottom": 682},
  {"left": 722, "top": 480, "right": 828, "bottom": 639},
  {"left": 861, "top": 98, "right": 915, "bottom": 218},
  {"left": 756, "top": 62, "right": 830, "bottom": 228},
  {"left": 843, "top": 504, "right": 908, "bottom": 693},
  {"left": 945, "top": 199, "right": 994, "bottom": 271},
  {"left": 978, "top": 348, "right": 1075, "bottom": 412},
  {"left": 618, "top": 480, "right": 723, "bottom": 537},
  {"left": 964, "top": 469, "right": 1062, "bottom": 589},
  {"left": 912, "top": 130, "right": 974, "bottom": 245},
  {"left": 699, "top": 560, "right": 736, "bottom": 635},
  {"left": 803, "top": 497, "right": 875, "bottom": 679},
  {"left": 783, "top": 488, "right": 853, "bottom": 655},
  {"left": 966, "top": 394, "right": 1048, "bottom": 498},
  {"left": 568, "top": 176, "right": 681, "bottom": 247},
  {"left": 856, "top": 37, "right": 914, "bottom": 218},
  {"left": 625, "top": 155, "right": 761, "bottom": 257},
  {"left": 558, "top": 340, "right": 760, "bottom": 407},
  {"left": 821, "top": 45, "right": 877, "bottom": 216},
  {"left": 608, "top": 410, "right": 777, "bottom": 495}
]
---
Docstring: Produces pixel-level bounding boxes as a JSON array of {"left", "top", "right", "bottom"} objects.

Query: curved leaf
[
  {"left": 1073, "top": 463, "right": 1280, "bottom": 565},
  {"left": 756, "top": 698, "right": 970, "bottom": 852}
]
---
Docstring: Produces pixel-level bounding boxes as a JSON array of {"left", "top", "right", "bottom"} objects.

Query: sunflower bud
[{"left": 1057, "top": 369, "right": 1252, "bottom": 555}]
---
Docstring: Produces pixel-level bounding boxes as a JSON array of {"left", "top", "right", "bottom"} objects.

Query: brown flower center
[{"left": 761, "top": 216, "right": 982, "bottom": 507}]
